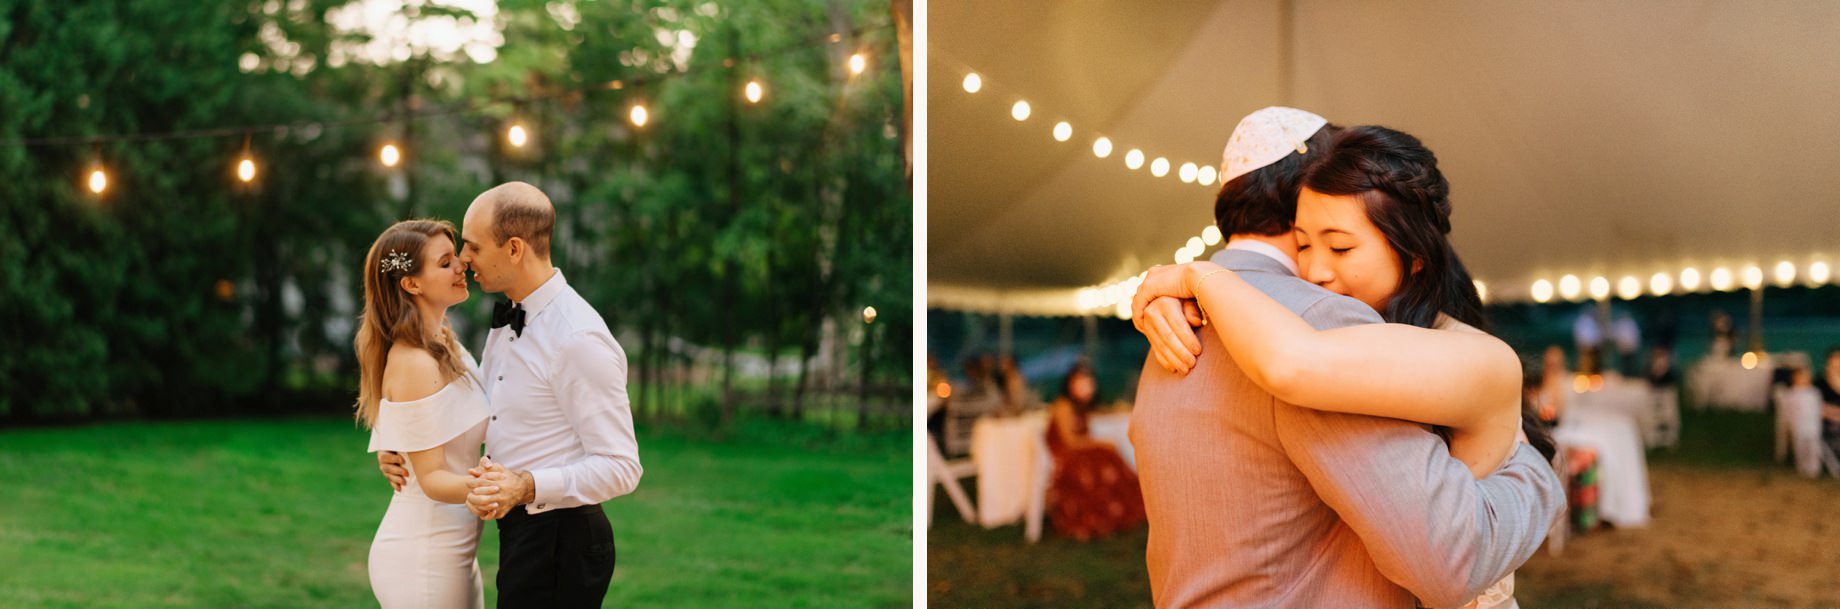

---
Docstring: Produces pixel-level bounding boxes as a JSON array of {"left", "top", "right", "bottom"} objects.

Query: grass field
[{"left": 0, "top": 416, "right": 911, "bottom": 608}]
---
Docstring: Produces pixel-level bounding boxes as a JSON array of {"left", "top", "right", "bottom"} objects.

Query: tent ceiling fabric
[{"left": 929, "top": 0, "right": 1840, "bottom": 315}]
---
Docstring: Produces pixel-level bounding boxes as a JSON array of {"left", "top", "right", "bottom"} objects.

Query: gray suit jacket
[{"left": 1130, "top": 249, "right": 1564, "bottom": 608}]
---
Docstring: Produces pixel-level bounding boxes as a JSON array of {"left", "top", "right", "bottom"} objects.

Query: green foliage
[{"left": 0, "top": 0, "right": 911, "bottom": 421}]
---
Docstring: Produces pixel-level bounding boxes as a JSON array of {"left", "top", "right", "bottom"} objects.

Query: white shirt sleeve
[{"left": 528, "top": 330, "right": 644, "bottom": 509}]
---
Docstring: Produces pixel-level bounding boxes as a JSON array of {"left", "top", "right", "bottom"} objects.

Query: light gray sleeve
[{"left": 1277, "top": 294, "right": 1566, "bottom": 607}]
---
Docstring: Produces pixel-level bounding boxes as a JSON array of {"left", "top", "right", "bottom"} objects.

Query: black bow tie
[{"left": 492, "top": 300, "right": 526, "bottom": 337}]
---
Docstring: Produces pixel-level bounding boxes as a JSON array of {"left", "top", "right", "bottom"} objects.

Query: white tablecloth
[
  {"left": 968, "top": 410, "right": 1137, "bottom": 528},
  {"left": 969, "top": 413, "right": 1046, "bottom": 527},
  {"left": 1555, "top": 391, "right": 1651, "bottom": 528},
  {"left": 1687, "top": 356, "right": 1774, "bottom": 411}
]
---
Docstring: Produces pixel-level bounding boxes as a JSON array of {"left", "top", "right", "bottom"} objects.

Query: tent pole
[
  {"left": 1083, "top": 314, "right": 1098, "bottom": 359},
  {"left": 1749, "top": 287, "right": 1765, "bottom": 355},
  {"left": 999, "top": 311, "right": 1015, "bottom": 361}
]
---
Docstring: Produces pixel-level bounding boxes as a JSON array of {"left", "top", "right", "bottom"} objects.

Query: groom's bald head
[{"left": 466, "top": 181, "right": 554, "bottom": 260}]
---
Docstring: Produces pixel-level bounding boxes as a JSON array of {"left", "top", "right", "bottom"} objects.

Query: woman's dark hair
[
  {"left": 1059, "top": 361, "right": 1096, "bottom": 413},
  {"left": 1214, "top": 124, "right": 1340, "bottom": 237},
  {"left": 1304, "top": 125, "right": 1553, "bottom": 455},
  {"left": 1302, "top": 125, "right": 1486, "bottom": 331}
]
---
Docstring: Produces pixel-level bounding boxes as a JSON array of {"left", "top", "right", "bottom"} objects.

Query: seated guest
[
  {"left": 1536, "top": 345, "right": 1571, "bottom": 422},
  {"left": 1814, "top": 347, "right": 1840, "bottom": 454},
  {"left": 1044, "top": 362, "right": 1145, "bottom": 540},
  {"left": 997, "top": 354, "right": 1035, "bottom": 414},
  {"left": 943, "top": 353, "right": 1003, "bottom": 458}
]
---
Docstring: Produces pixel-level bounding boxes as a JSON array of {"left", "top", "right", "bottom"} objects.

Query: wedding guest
[
  {"left": 997, "top": 354, "right": 1034, "bottom": 414},
  {"left": 1813, "top": 347, "right": 1840, "bottom": 454},
  {"left": 1536, "top": 345, "right": 1571, "bottom": 422},
  {"left": 1045, "top": 361, "right": 1144, "bottom": 540}
]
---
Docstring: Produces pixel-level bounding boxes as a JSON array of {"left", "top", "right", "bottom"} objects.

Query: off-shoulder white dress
[{"left": 366, "top": 353, "right": 490, "bottom": 609}]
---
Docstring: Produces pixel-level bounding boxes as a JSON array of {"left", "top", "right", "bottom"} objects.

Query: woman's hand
[{"left": 1132, "top": 262, "right": 1227, "bottom": 375}]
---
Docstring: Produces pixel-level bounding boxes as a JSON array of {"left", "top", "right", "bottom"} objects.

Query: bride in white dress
[{"left": 354, "top": 219, "right": 489, "bottom": 609}]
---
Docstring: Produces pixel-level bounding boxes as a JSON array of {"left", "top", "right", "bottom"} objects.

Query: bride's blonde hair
[{"left": 354, "top": 219, "right": 473, "bottom": 429}]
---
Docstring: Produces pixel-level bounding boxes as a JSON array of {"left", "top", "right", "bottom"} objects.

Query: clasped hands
[
  {"left": 1132, "top": 262, "right": 1216, "bottom": 375},
  {"left": 463, "top": 456, "right": 534, "bottom": 520}
]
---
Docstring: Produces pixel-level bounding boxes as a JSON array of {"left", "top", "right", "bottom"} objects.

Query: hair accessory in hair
[
  {"left": 1220, "top": 106, "right": 1329, "bottom": 185},
  {"left": 380, "top": 249, "right": 413, "bottom": 274}
]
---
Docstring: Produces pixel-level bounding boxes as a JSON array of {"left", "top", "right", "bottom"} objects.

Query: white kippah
[{"left": 1220, "top": 106, "right": 1329, "bottom": 185}]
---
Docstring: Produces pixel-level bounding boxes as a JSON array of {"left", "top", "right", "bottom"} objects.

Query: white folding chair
[
  {"left": 927, "top": 433, "right": 977, "bottom": 528},
  {"left": 1774, "top": 387, "right": 1795, "bottom": 464},
  {"left": 1024, "top": 433, "right": 1054, "bottom": 543},
  {"left": 1648, "top": 386, "right": 1681, "bottom": 448}
]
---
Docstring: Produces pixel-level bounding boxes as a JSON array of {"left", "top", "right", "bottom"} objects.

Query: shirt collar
[
  {"left": 514, "top": 268, "right": 568, "bottom": 318},
  {"left": 1218, "top": 239, "right": 1300, "bottom": 277}
]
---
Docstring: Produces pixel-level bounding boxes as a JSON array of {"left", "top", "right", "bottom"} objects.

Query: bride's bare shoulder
[{"left": 382, "top": 346, "right": 444, "bottom": 402}]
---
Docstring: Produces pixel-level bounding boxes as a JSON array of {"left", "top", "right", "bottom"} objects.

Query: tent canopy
[{"left": 928, "top": 1, "right": 1840, "bottom": 315}]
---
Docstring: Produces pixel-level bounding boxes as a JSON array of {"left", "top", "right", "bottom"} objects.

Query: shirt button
[
  {"left": 498, "top": 376, "right": 504, "bottom": 381},
  {"left": 491, "top": 416, "right": 497, "bottom": 421}
]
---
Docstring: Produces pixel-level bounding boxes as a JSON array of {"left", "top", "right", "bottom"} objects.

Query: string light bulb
[
  {"left": 1588, "top": 276, "right": 1610, "bottom": 300},
  {"left": 745, "top": 80, "right": 764, "bottom": 104},
  {"left": 1680, "top": 267, "right": 1702, "bottom": 291},
  {"left": 1150, "top": 157, "right": 1170, "bottom": 177},
  {"left": 236, "top": 133, "right": 257, "bottom": 183},
  {"left": 1709, "top": 267, "right": 1733, "bottom": 291},
  {"left": 87, "top": 167, "right": 108, "bottom": 194},
  {"left": 1531, "top": 279, "right": 1554, "bottom": 303},
  {"left": 1179, "top": 162, "right": 1198, "bottom": 183},
  {"left": 1201, "top": 225, "right": 1222, "bottom": 246},
  {"left": 848, "top": 53, "right": 866, "bottom": 75},
  {"left": 1010, "top": 100, "right": 1030, "bottom": 121},
  {"left": 629, "top": 104, "right": 649, "bottom": 128},
  {"left": 1616, "top": 276, "right": 1641, "bottom": 300},
  {"left": 1774, "top": 261, "right": 1796, "bottom": 287},
  {"left": 379, "top": 143, "right": 401, "bottom": 167},
  {"left": 1559, "top": 275, "right": 1581, "bottom": 300},
  {"left": 1124, "top": 149, "right": 1144, "bottom": 170},
  {"left": 1810, "top": 261, "right": 1832, "bottom": 285},
  {"left": 962, "top": 73, "right": 982, "bottom": 93},
  {"left": 1092, "top": 137, "right": 1112, "bottom": 158},
  {"left": 1052, "top": 121, "right": 1072, "bottom": 142},
  {"left": 507, "top": 123, "right": 529, "bottom": 148},
  {"left": 1650, "top": 272, "right": 1673, "bottom": 296},
  {"left": 1197, "top": 165, "right": 1218, "bottom": 186},
  {"left": 1741, "top": 265, "right": 1763, "bottom": 290}
]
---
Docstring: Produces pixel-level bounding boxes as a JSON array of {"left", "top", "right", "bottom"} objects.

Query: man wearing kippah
[{"left": 1129, "top": 108, "right": 1563, "bottom": 608}]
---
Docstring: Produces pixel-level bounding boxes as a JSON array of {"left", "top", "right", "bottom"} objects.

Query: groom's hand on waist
[{"left": 377, "top": 451, "right": 408, "bottom": 492}]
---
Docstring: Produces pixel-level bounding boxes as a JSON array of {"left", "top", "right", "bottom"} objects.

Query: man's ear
[
  {"left": 506, "top": 237, "right": 525, "bottom": 264},
  {"left": 399, "top": 275, "right": 422, "bottom": 296}
]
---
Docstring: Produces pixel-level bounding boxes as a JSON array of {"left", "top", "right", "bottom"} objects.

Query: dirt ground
[{"left": 1517, "top": 461, "right": 1840, "bottom": 608}]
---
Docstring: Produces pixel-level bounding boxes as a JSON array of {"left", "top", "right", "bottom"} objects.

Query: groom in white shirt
[{"left": 379, "top": 181, "right": 643, "bottom": 608}]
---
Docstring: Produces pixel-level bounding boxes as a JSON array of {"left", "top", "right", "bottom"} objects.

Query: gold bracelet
[
  {"left": 1192, "top": 267, "right": 1230, "bottom": 326},
  {"left": 1193, "top": 267, "right": 1231, "bottom": 289}
]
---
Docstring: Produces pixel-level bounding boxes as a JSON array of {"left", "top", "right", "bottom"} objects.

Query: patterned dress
[{"left": 1044, "top": 400, "right": 1146, "bottom": 540}]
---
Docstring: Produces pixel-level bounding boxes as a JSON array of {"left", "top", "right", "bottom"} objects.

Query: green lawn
[{"left": 0, "top": 416, "right": 911, "bottom": 608}]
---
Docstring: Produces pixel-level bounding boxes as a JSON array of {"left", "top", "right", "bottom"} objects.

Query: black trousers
[{"left": 495, "top": 503, "right": 616, "bottom": 609}]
